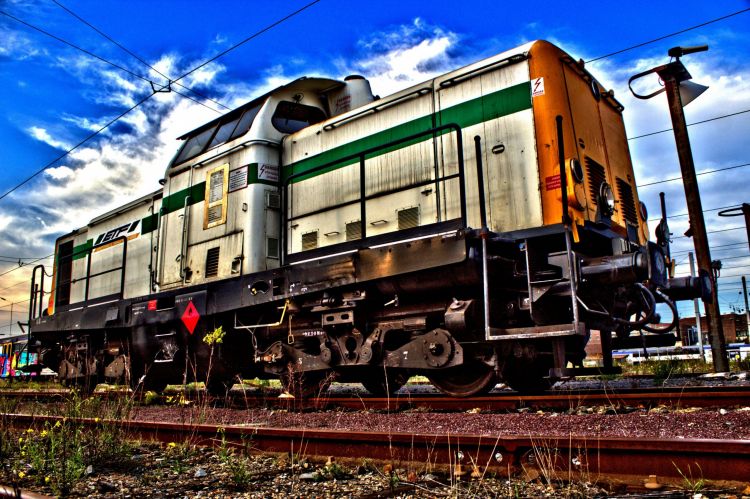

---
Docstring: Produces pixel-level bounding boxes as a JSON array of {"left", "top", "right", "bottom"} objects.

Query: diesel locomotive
[{"left": 27, "top": 40, "right": 705, "bottom": 396}]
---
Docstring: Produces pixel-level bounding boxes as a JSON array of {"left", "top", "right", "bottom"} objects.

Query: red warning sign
[
  {"left": 181, "top": 300, "right": 200, "bottom": 334},
  {"left": 545, "top": 175, "right": 561, "bottom": 191}
]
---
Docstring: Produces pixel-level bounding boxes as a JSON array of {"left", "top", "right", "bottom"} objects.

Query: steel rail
[
  {"left": 2, "top": 385, "right": 750, "bottom": 410},
  {"left": 5, "top": 413, "right": 750, "bottom": 481},
  {"left": 292, "top": 386, "right": 750, "bottom": 411}
]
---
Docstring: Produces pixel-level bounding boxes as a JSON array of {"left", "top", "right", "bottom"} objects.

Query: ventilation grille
[
  {"left": 346, "top": 221, "right": 362, "bottom": 241},
  {"left": 266, "top": 191, "right": 281, "bottom": 209},
  {"left": 302, "top": 231, "right": 318, "bottom": 251},
  {"left": 616, "top": 178, "right": 638, "bottom": 224},
  {"left": 584, "top": 157, "right": 607, "bottom": 205},
  {"left": 205, "top": 247, "right": 220, "bottom": 278},
  {"left": 267, "top": 237, "right": 279, "bottom": 259},
  {"left": 207, "top": 205, "right": 223, "bottom": 224},
  {"left": 397, "top": 207, "right": 419, "bottom": 230}
]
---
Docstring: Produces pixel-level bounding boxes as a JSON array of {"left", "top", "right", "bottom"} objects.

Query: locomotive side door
[
  {"left": 158, "top": 170, "right": 196, "bottom": 289},
  {"left": 434, "top": 73, "right": 485, "bottom": 228},
  {"left": 479, "top": 63, "right": 541, "bottom": 233},
  {"left": 434, "top": 56, "right": 540, "bottom": 232}
]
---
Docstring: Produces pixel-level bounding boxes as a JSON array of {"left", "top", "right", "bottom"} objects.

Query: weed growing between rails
[
  {"left": 521, "top": 436, "right": 603, "bottom": 497},
  {"left": 1, "top": 389, "right": 135, "bottom": 496},
  {"left": 675, "top": 462, "right": 706, "bottom": 494},
  {"left": 215, "top": 427, "right": 256, "bottom": 490}
]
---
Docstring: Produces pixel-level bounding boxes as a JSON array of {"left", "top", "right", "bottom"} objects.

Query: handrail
[
  {"left": 439, "top": 53, "right": 527, "bottom": 88},
  {"left": 281, "top": 123, "right": 466, "bottom": 264},
  {"left": 27, "top": 265, "right": 45, "bottom": 333},
  {"left": 323, "top": 87, "right": 433, "bottom": 131}
]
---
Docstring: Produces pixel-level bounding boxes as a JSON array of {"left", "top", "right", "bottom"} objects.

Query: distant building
[{"left": 679, "top": 312, "right": 749, "bottom": 345}]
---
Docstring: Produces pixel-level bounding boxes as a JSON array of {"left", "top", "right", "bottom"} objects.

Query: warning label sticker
[
  {"left": 545, "top": 175, "right": 561, "bottom": 191},
  {"left": 532, "top": 77, "right": 545, "bottom": 97}
]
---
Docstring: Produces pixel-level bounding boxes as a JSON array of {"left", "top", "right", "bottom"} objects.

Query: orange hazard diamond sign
[{"left": 181, "top": 300, "right": 200, "bottom": 334}]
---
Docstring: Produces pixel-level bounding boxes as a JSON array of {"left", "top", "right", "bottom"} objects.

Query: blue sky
[{"left": 1, "top": 0, "right": 749, "bottom": 336}]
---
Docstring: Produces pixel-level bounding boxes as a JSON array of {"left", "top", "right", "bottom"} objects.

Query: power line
[
  {"left": 585, "top": 7, "right": 750, "bottom": 63},
  {"left": 0, "top": 279, "right": 32, "bottom": 295},
  {"left": 172, "top": 0, "right": 321, "bottom": 86},
  {"left": 0, "top": 93, "right": 155, "bottom": 202},
  {"left": 0, "top": 1, "right": 322, "bottom": 204},
  {"left": 672, "top": 242, "right": 748, "bottom": 255},
  {"left": 51, "top": 0, "right": 230, "bottom": 112},
  {"left": 1, "top": 9, "right": 157, "bottom": 86},
  {"left": 647, "top": 204, "right": 742, "bottom": 222},
  {"left": 672, "top": 226, "right": 744, "bottom": 239},
  {"left": 0, "top": 255, "right": 53, "bottom": 261},
  {"left": 629, "top": 109, "right": 750, "bottom": 141},
  {"left": 638, "top": 163, "right": 750, "bottom": 188},
  {"left": 674, "top": 254, "right": 750, "bottom": 267},
  {"left": 0, "top": 9, "right": 221, "bottom": 114},
  {"left": 0, "top": 298, "right": 30, "bottom": 310},
  {"left": 0, "top": 254, "right": 54, "bottom": 278}
]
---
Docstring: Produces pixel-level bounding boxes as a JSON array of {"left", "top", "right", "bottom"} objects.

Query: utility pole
[
  {"left": 689, "top": 252, "right": 706, "bottom": 361},
  {"left": 660, "top": 52, "right": 728, "bottom": 371},
  {"left": 743, "top": 276, "right": 750, "bottom": 342},
  {"left": 629, "top": 45, "right": 728, "bottom": 371}
]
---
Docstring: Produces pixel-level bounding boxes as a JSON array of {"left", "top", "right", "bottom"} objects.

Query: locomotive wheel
[
  {"left": 361, "top": 368, "right": 409, "bottom": 396},
  {"left": 427, "top": 363, "right": 497, "bottom": 397},
  {"left": 280, "top": 368, "right": 332, "bottom": 398}
]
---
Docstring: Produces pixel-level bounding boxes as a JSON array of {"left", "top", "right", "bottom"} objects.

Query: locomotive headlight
[
  {"left": 598, "top": 182, "right": 616, "bottom": 217},
  {"left": 570, "top": 158, "right": 584, "bottom": 184},
  {"left": 638, "top": 201, "right": 648, "bottom": 222}
]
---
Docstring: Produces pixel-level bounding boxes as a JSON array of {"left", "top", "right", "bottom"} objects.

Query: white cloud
[
  {"left": 27, "top": 126, "right": 71, "bottom": 150},
  {"left": 0, "top": 27, "right": 45, "bottom": 60},
  {"left": 349, "top": 18, "right": 460, "bottom": 95}
]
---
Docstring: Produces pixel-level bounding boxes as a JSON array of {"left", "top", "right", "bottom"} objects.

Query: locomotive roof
[{"left": 176, "top": 77, "right": 344, "bottom": 141}]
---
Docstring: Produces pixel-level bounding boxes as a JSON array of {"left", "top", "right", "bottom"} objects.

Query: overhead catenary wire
[
  {"left": 171, "top": 0, "right": 321, "bottom": 86},
  {"left": 585, "top": 7, "right": 750, "bottom": 63},
  {"left": 0, "top": 9, "right": 222, "bottom": 114},
  {"left": 0, "top": 279, "right": 34, "bottom": 295},
  {"left": 0, "top": 254, "right": 54, "bottom": 279},
  {"left": 0, "top": 1, "right": 322, "bottom": 205},
  {"left": 647, "top": 204, "right": 743, "bottom": 222},
  {"left": 51, "top": 0, "right": 231, "bottom": 112},
  {"left": 638, "top": 162, "right": 750, "bottom": 188},
  {"left": 671, "top": 242, "right": 748, "bottom": 255},
  {"left": 0, "top": 93, "right": 155, "bottom": 202},
  {"left": 672, "top": 226, "right": 744, "bottom": 239},
  {"left": 629, "top": 109, "right": 750, "bottom": 141}
]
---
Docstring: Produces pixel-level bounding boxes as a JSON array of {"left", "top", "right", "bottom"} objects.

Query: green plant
[
  {"left": 731, "top": 356, "right": 750, "bottom": 372},
  {"left": 15, "top": 421, "right": 86, "bottom": 495},
  {"left": 165, "top": 441, "right": 193, "bottom": 474},
  {"left": 674, "top": 462, "right": 705, "bottom": 493},
  {"left": 215, "top": 428, "right": 254, "bottom": 490}
]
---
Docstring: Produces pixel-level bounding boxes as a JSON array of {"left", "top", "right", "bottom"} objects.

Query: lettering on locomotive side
[{"left": 94, "top": 220, "right": 140, "bottom": 246}]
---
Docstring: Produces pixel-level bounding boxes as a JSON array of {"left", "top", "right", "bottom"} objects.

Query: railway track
[
  {"left": 2, "top": 384, "right": 749, "bottom": 411},
  {"left": 5, "top": 413, "right": 749, "bottom": 482}
]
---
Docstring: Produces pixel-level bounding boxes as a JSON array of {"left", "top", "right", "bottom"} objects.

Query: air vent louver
[
  {"left": 584, "top": 157, "right": 606, "bottom": 206},
  {"left": 346, "top": 221, "right": 362, "bottom": 241},
  {"left": 397, "top": 207, "right": 419, "bottom": 230},
  {"left": 302, "top": 231, "right": 318, "bottom": 251},
  {"left": 205, "top": 247, "right": 220, "bottom": 278},
  {"left": 616, "top": 178, "right": 638, "bottom": 224}
]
